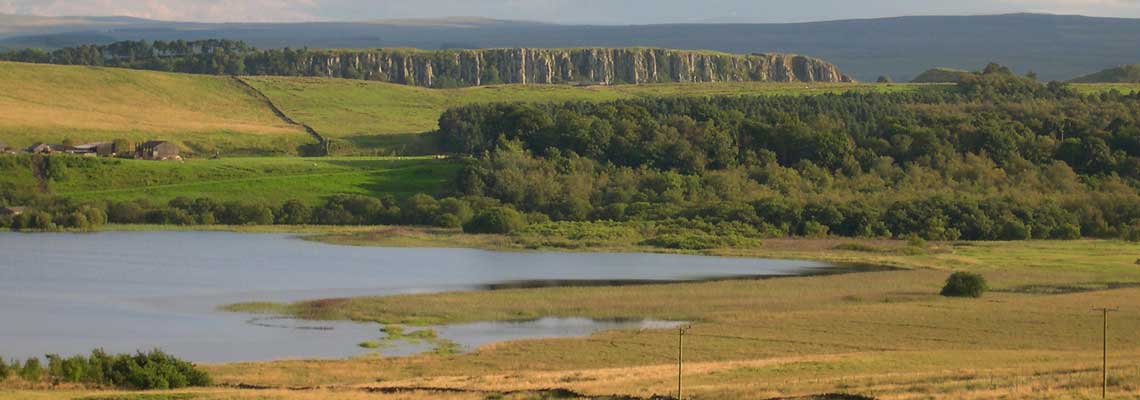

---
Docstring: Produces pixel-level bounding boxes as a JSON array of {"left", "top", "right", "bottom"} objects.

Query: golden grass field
[
  {"left": 0, "top": 61, "right": 310, "bottom": 154},
  {"left": 5, "top": 232, "right": 1134, "bottom": 399}
]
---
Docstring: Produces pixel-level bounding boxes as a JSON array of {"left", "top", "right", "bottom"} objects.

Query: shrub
[
  {"left": 462, "top": 206, "right": 527, "bottom": 234},
  {"left": 833, "top": 243, "right": 881, "bottom": 253},
  {"left": 642, "top": 232, "right": 723, "bottom": 250},
  {"left": 20, "top": 357, "right": 42, "bottom": 381},
  {"left": 434, "top": 213, "right": 462, "bottom": 228},
  {"left": 0, "top": 357, "right": 9, "bottom": 379},
  {"left": 800, "top": 221, "right": 830, "bottom": 238},
  {"left": 940, "top": 272, "right": 989, "bottom": 298},
  {"left": 905, "top": 234, "right": 927, "bottom": 248},
  {"left": 10, "top": 349, "right": 209, "bottom": 389}
]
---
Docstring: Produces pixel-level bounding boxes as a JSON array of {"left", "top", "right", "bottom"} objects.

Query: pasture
[{"left": 0, "top": 62, "right": 311, "bottom": 155}]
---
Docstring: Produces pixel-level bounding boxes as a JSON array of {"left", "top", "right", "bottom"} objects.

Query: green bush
[
  {"left": 434, "top": 213, "right": 462, "bottom": 228},
  {"left": 9, "top": 349, "right": 209, "bottom": 389},
  {"left": 940, "top": 272, "right": 989, "bottom": 298},
  {"left": 462, "top": 206, "right": 527, "bottom": 234},
  {"left": 642, "top": 232, "right": 723, "bottom": 250},
  {"left": 20, "top": 357, "right": 42, "bottom": 381}
]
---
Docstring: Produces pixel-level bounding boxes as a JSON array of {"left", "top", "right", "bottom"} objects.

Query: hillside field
[
  {"left": 0, "top": 61, "right": 312, "bottom": 155},
  {"left": 1, "top": 155, "right": 459, "bottom": 205},
  {"left": 2, "top": 61, "right": 1135, "bottom": 157},
  {"left": 243, "top": 76, "right": 930, "bottom": 154}
]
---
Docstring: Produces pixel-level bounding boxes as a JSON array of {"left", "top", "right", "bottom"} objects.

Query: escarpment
[{"left": 298, "top": 48, "right": 853, "bottom": 87}]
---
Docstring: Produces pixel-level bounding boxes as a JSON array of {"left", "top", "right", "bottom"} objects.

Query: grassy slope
[
  {"left": 0, "top": 61, "right": 311, "bottom": 155},
  {"left": 1070, "top": 64, "right": 1140, "bottom": 83},
  {"left": 243, "top": 77, "right": 926, "bottom": 151},
  {"left": 3, "top": 156, "right": 459, "bottom": 204},
  {"left": 209, "top": 235, "right": 1140, "bottom": 399}
]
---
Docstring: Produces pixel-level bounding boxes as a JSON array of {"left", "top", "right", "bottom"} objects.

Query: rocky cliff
[{"left": 297, "top": 48, "right": 853, "bottom": 87}]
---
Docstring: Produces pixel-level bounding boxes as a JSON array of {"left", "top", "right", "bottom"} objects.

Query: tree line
[{"left": 437, "top": 66, "right": 1140, "bottom": 240}]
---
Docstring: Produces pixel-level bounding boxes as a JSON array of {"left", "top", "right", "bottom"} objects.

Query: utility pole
[
  {"left": 1093, "top": 307, "right": 1119, "bottom": 399},
  {"left": 677, "top": 324, "right": 692, "bottom": 400}
]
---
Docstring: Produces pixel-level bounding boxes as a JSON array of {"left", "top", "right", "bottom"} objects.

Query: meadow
[
  {"left": 1, "top": 155, "right": 459, "bottom": 205},
  {"left": 208, "top": 237, "right": 1140, "bottom": 399},
  {"left": 241, "top": 77, "right": 933, "bottom": 154},
  {"left": 0, "top": 62, "right": 311, "bottom": 155},
  {"left": 2, "top": 60, "right": 1133, "bottom": 157}
]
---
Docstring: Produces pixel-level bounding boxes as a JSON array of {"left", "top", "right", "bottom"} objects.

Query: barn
[{"left": 136, "top": 141, "right": 180, "bottom": 160}]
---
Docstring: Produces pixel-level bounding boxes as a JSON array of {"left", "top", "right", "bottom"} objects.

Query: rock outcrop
[{"left": 296, "top": 48, "right": 853, "bottom": 87}]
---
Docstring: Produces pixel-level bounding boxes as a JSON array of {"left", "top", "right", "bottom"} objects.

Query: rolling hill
[
  {"left": 911, "top": 67, "right": 973, "bottom": 83},
  {"left": 3, "top": 13, "right": 1140, "bottom": 81},
  {"left": 0, "top": 61, "right": 311, "bottom": 155},
  {"left": 241, "top": 77, "right": 920, "bottom": 154},
  {"left": 1070, "top": 64, "right": 1140, "bottom": 83}
]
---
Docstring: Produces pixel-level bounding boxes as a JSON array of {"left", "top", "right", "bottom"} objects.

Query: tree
[
  {"left": 462, "top": 206, "right": 526, "bottom": 234},
  {"left": 20, "top": 357, "right": 43, "bottom": 381},
  {"left": 940, "top": 272, "right": 989, "bottom": 298},
  {"left": 876, "top": 75, "right": 893, "bottom": 83},
  {"left": 277, "top": 199, "right": 311, "bottom": 225}
]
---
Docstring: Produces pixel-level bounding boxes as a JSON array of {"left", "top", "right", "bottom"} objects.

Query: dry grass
[
  {"left": 0, "top": 62, "right": 310, "bottom": 154},
  {"left": 209, "top": 238, "right": 1140, "bottom": 399}
]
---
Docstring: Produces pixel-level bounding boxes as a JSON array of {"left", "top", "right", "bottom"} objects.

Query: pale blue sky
[{"left": 1, "top": 0, "right": 1138, "bottom": 23}]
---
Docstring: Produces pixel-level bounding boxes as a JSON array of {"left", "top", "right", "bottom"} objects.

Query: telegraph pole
[
  {"left": 1093, "top": 307, "right": 1119, "bottom": 399},
  {"left": 677, "top": 324, "right": 692, "bottom": 400}
]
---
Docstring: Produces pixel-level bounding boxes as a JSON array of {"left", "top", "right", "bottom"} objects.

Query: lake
[{"left": 0, "top": 231, "right": 834, "bottom": 363}]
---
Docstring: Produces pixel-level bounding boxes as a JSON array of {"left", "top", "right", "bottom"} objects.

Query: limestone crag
[{"left": 297, "top": 48, "right": 852, "bottom": 87}]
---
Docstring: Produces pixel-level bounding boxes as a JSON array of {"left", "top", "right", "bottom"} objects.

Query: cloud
[
  {"left": 0, "top": 0, "right": 321, "bottom": 22},
  {"left": 1, "top": 0, "right": 1139, "bottom": 23}
]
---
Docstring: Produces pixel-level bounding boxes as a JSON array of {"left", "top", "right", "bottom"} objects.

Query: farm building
[
  {"left": 70, "top": 142, "right": 117, "bottom": 157},
  {"left": 136, "top": 141, "right": 180, "bottom": 160},
  {"left": 25, "top": 143, "right": 57, "bottom": 154}
]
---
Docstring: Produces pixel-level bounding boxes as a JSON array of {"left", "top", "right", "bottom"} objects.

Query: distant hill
[
  {"left": 912, "top": 68, "right": 973, "bottom": 83},
  {"left": 1070, "top": 65, "right": 1140, "bottom": 83},
  {"left": 2, "top": 13, "right": 1140, "bottom": 81}
]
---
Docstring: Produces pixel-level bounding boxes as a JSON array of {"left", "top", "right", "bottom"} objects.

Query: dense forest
[
  {"left": 4, "top": 65, "right": 1140, "bottom": 243},
  {"left": 0, "top": 39, "right": 850, "bottom": 87},
  {"left": 435, "top": 65, "right": 1140, "bottom": 240}
]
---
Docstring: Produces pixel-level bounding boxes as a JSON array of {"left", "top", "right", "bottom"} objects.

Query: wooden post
[
  {"left": 1093, "top": 307, "right": 1118, "bottom": 399},
  {"left": 677, "top": 325, "right": 691, "bottom": 400}
]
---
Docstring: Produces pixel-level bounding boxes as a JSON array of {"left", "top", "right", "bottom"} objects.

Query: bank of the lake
[{"left": 0, "top": 230, "right": 833, "bottom": 363}]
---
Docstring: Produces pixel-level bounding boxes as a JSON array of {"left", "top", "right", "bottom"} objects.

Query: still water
[{"left": 0, "top": 231, "right": 832, "bottom": 362}]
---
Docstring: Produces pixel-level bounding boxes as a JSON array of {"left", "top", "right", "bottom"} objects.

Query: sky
[{"left": 1, "top": 0, "right": 1139, "bottom": 24}]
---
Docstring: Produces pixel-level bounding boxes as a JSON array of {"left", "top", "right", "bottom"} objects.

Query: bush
[
  {"left": 800, "top": 221, "right": 830, "bottom": 238},
  {"left": 642, "top": 232, "right": 723, "bottom": 250},
  {"left": 434, "top": 213, "right": 462, "bottom": 228},
  {"left": 10, "top": 349, "right": 209, "bottom": 389},
  {"left": 20, "top": 357, "right": 42, "bottom": 381},
  {"left": 462, "top": 206, "right": 527, "bottom": 234},
  {"left": 940, "top": 272, "right": 989, "bottom": 298}
]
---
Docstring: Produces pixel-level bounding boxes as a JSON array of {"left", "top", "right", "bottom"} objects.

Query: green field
[
  {"left": 1069, "top": 82, "right": 1140, "bottom": 95},
  {"left": 0, "top": 61, "right": 313, "bottom": 155},
  {"left": 2, "top": 61, "right": 1133, "bottom": 157},
  {"left": 242, "top": 77, "right": 932, "bottom": 153},
  {"left": 2, "top": 155, "right": 459, "bottom": 204}
]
